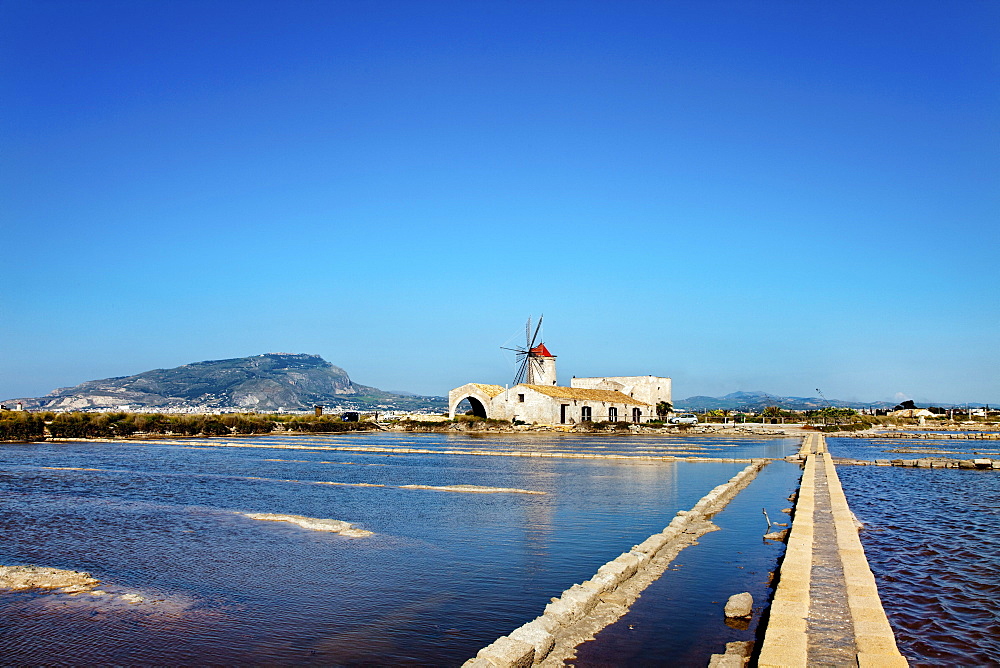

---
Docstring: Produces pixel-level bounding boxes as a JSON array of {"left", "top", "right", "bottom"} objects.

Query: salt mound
[
  {"left": 0, "top": 565, "right": 100, "bottom": 593},
  {"left": 245, "top": 513, "right": 373, "bottom": 538},
  {"left": 398, "top": 484, "right": 545, "bottom": 495}
]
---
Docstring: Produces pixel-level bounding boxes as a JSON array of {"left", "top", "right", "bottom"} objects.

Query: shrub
[{"left": 0, "top": 413, "right": 45, "bottom": 441}]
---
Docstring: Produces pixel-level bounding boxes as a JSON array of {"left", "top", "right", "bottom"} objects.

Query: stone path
[
  {"left": 806, "top": 453, "right": 857, "bottom": 665},
  {"left": 758, "top": 434, "right": 908, "bottom": 667}
]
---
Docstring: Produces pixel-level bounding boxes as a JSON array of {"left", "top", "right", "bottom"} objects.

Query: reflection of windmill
[{"left": 501, "top": 315, "right": 557, "bottom": 386}]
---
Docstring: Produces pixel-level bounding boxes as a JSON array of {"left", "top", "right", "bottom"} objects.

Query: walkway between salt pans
[{"left": 758, "top": 434, "right": 907, "bottom": 667}]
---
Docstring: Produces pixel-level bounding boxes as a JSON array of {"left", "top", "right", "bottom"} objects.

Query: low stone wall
[
  {"left": 758, "top": 448, "right": 817, "bottom": 666},
  {"left": 463, "top": 460, "right": 769, "bottom": 668},
  {"left": 837, "top": 457, "right": 999, "bottom": 469},
  {"left": 837, "top": 432, "right": 1000, "bottom": 440}
]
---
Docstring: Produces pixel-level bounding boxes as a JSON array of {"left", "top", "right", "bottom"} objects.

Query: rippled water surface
[
  {"left": 0, "top": 433, "right": 795, "bottom": 665},
  {"left": 830, "top": 439, "right": 1000, "bottom": 667},
  {"left": 829, "top": 435, "right": 1000, "bottom": 461}
]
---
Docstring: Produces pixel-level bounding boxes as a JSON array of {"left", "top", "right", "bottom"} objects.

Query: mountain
[
  {"left": 9, "top": 353, "right": 446, "bottom": 412},
  {"left": 675, "top": 391, "right": 897, "bottom": 412}
]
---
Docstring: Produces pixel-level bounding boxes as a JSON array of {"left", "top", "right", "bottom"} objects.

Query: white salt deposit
[{"left": 244, "top": 513, "right": 373, "bottom": 537}]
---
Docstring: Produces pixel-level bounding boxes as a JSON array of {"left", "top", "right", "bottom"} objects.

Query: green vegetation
[
  {"left": 0, "top": 413, "right": 46, "bottom": 441},
  {"left": 35, "top": 411, "right": 374, "bottom": 439},
  {"left": 279, "top": 415, "right": 373, "bottom": 433}
]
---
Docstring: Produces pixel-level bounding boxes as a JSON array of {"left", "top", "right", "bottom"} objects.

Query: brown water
[
  {"left": 830, "top": 438, "right": 1000, "bottom": 667},
  {"left": 0, "top": 432, "right": 796, "bottom": 665}
]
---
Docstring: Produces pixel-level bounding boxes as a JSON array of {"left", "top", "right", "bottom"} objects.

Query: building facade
[{"left": 448, "top": 346, "right": 672, "bottom": 425}]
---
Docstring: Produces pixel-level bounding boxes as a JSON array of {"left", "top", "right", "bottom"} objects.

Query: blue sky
[{"left": 2, "top": 0, "right": 997, "bottom": 405}]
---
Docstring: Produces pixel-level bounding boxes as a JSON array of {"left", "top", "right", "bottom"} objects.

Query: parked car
[{"left": 669, "top": 413, "right": 699, "bottom": 425}]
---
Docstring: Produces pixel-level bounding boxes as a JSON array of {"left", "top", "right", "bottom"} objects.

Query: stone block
[
  {"left": 561, "top": 583, "right": 599, "bottom": 614},
  {"left": 543, "top": 597, "right": 583, "bottom": 625},
  {"left": 857, "top": 653, "right": 909, "bottom": 668},
  {"left": 708, "top": 654, "right": 744, "bottom": 668},
  {"left": 974, "top": 459, "right": 992, "bottom": 468},
  {"left": 609, "top": 553, "right": 640, "bottom": 579},
  {"left": 724, "top": 592, "right": 753, "bottom": 618},
  {"left": 852, "top": 619, "right": 895, "bottom": 637},
  {"left": 855, "top": 633, "right": 902, "bottom": 656},
  {"left": 763, "top": 612, "right": 808, "bottom": 633},
  {"left": 757, "top": 640, "right": 807, "bottom": 668},
  {"left": 508, "top": 620, "right": 555, "bottom": 661},
  {"left": 595, "top": 561, "right": 628, "bottom": 586},
  {"left": 630, "top": 548, "right": 652, "bottom": 565},
  {"left": 633, "top": 534, "right": 667, "bottom": 556},
  {"left": 476, "top": 636, "right": 535, "bottom": 668},
  {"left": 599, "top": 590, "right": 630, "bottom": 607},
  {"left": 725, "top": 641, "right": 753, "bottom": 657},
  {"left": 586, "top": 571, "right": 619, "bottom": 593}
]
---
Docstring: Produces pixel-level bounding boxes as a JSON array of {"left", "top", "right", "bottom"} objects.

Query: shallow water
[
  {"left": 0, "top": 433, "right": 796, "bottom": 665},
  {"left": 830, "top": 439, "right": 1000, "bottom": 667},
  {"left": 574, "top": 460, "right": 802, "bottom": 666}
]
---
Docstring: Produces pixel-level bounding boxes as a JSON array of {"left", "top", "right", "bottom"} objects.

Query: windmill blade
[
  {"left": 513, "top": 356, "right": 529, "bottom": 385},
  {"left": 501, "top": 345, "right": 527, "bottom": 354},
  {"left": 528, "top": 315, "right": 544, "bottom": 349}
]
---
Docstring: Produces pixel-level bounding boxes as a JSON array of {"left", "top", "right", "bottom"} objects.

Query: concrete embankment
[
  {"left": 758, "top": 434, "right": 907, "bottom": 667},
  {"left": 463, "top": 460, "right": 768, "bottom": 667}
]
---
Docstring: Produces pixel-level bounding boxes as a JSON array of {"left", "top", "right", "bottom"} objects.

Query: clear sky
[{"left": 2, "top": 0, "right": 997, "bottom": 405}]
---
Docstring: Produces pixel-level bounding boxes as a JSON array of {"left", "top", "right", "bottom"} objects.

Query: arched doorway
[{"left": 456, "top": 396, "right": 488, "bottom": 418}]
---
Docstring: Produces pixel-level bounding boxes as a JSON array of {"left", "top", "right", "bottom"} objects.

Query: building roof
[
  {"left": 520, "top": 384, "right": 649, "bottom": 406},
  {"left": 529, "top": 343, "right": 554, "bottom": 358},
  {"left": 471, "top": 383, "right": 506, "bottom": 397}
]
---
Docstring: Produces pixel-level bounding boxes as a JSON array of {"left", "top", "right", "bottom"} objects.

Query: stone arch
[
  {"left": 456, "top": 396, "right": 488, "bottom": 418},
  {"left": 448, "top": 383, "right": 499, "bottom": 419}
]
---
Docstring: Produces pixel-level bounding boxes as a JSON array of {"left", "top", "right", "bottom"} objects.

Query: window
[
  {"left": 518, "top": 394, "right": 525, "bottom": 403},
  {"left": 581, "top": 406, "right": 592, "bottom": 421},
  {"left": 608, "top": 407, "right": 618, "bottom": 422}
]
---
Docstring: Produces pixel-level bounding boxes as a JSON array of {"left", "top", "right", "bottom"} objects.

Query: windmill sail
[{"left": 501, "top": 316, "right": 552, "bottom": 385}]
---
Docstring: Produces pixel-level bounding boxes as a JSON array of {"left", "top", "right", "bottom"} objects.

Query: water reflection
[{"left": 0, "top": 433, "right": 795, "bottom": 665}]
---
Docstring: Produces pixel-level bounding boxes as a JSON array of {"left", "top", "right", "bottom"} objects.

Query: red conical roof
[{"left": 529, "top": 343, "right": 554, "bottom": 357}]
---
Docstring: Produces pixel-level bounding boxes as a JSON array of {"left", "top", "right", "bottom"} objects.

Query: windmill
[{"left": 501, "top": 315, "right": 556, "bottom": 386}]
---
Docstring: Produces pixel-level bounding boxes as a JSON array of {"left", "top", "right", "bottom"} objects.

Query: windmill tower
[{"left": 503, "top": 316, "right": 558, "bottom": 386}]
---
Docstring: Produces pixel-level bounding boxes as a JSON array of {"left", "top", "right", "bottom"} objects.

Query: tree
[{"left": 656, "top": 401, "right": 672, "bottom": 417}]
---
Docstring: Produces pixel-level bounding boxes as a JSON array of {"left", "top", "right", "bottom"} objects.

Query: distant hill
[
  {"left": 8, "top": 353, "right": 446, "bottom": 413},
  {"left": 675, "top": 391, "right": 898, "bottom": 412}
]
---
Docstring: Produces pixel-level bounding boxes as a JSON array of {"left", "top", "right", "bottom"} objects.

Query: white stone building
[{"left": 448, "top": 345, "right": 671, "bottom": 425}]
